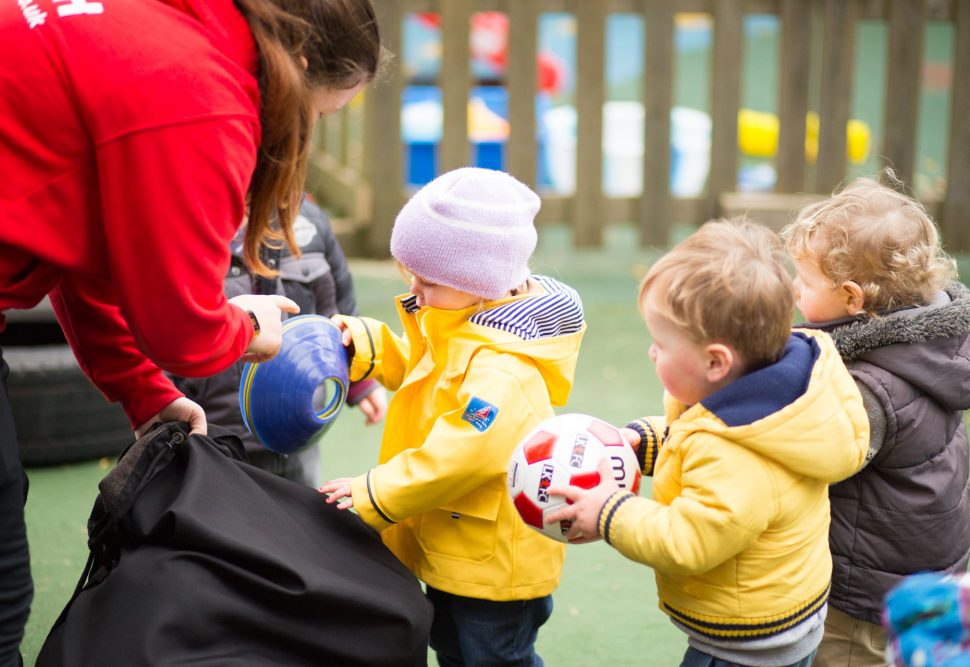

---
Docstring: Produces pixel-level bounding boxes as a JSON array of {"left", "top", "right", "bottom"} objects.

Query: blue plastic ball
[{"left": 238, "top": 315, "right": 350, "bottom": 454}]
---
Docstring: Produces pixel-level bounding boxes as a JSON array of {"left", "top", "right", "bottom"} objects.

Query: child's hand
[
  {"left": 331, "top": 316, "right": 355, "bottom": 355},
  {"left": 357, "top": 387, "right": 388, "bottom": 425},
  {"left": 318, "top": 477, "right": 355, "bottom": 510},
  {"left": 546, "top": 457, "right": 621, "bottom": 543},
  {"left": 620, "top": 427, "right": 641, "bottom": 454}
]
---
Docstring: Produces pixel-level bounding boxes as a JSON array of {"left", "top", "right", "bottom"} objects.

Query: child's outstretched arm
[
  {"left": 319, "top": 477, "right": 354, "bottom": 509},
  {"left": 546, "top": 457, "right": 620, "bottom": 543},
  {"left": 331, "top": 315, "right": 410, "bottom": 391},
  {"left": 546, "top": 426, "right": 642, "bottom": 543},
  {"left": 548, "top": 437, "right": 775, "bottom": 574}
]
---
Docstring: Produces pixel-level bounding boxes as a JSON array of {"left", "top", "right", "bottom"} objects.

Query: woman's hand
[
  {"left": 134, "top": 396, "right": 206, "bottom": 439},
  {"left": 545, "top": 457, "right": 621, "bottom": 543},
  {"left": 318, "top": 477, "right": 355, "bottom": 510},
  {"left": 229, "top": 294, "right": 300, "bottom": 363}
]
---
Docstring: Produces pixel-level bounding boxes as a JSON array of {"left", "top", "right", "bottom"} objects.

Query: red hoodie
[{"left": 0, "top": 0, "right": 262, "bottom": 426}]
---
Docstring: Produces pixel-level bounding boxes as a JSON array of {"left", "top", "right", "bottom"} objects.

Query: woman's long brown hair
[{"left": 234, "top": 0, "right": 382, "bottom": 275}]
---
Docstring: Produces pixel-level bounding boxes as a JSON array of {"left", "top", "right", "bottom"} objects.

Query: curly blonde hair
[
  {"left": 782, "top": 172, "right": 956, "bottom": 316},
  {"left": 640, "top": 217, "right": 794, "bottom": 371}
]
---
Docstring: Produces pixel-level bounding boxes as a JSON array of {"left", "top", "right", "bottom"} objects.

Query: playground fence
[{"left": 308, "top": 0, "right": 970, "bottom": 256}]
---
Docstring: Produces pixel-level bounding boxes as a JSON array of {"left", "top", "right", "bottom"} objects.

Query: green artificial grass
[{"left": 22, "top": 459, "right": 105, "bottom": 663}]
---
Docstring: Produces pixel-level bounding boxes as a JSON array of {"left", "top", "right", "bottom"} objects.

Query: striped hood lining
[
  {"left": 469, "top": 275, "right": 584, "bottom": 340},
  {"left": 400, "top": 294, "right": 419, "bottom": 313}
]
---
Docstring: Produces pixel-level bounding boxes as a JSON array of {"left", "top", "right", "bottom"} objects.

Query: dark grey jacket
[
  {"left": 809, "top": 282, "right": 970, "bottom": 625},
  {"left": 171, "top": 197, "right": 369, "bottom": 454}
]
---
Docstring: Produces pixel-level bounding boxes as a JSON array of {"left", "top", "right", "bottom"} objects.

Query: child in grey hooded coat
[
  {"left": 171, "top": 196, "right": 386, "bottom": 487},
  {"left": 783, "top": 175, "right": 970, "bottom": 667}
]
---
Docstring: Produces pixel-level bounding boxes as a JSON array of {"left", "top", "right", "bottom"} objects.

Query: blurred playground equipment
[
  {"left": 405, "top": 12, "right": 566, "bottom": 94},
  {"left": 400, "top": 89, "right": 872, "bottom": 196},
  {"left": 398, "top": 11, "right": 871, "bottom": 196},
  {"left": 309, "top": 1, "right": 970, "bottom": 254},
  {"left": 738, "top": 109, "right": 871, "bottom": 165}
]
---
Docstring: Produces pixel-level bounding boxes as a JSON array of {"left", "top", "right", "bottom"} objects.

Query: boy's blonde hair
[
  {"left": 782, "top": 173, "right": 956, "bottom": 316},
  {"left": 640, "top": 218, "right": 794, "bottom": 371}
]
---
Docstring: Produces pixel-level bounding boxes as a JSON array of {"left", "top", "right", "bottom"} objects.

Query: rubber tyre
[{"left": 4, "top": 345, "right": 132, "bottom": 466}]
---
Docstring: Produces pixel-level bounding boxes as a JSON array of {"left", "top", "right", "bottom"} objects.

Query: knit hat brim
[{"left": 390, "top": 168, "right": 540, "bottom": 300}]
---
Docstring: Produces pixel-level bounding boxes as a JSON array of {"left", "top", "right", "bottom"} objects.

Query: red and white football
[{"left": 507, "top": 413, "right": 640, "bottom": 543}]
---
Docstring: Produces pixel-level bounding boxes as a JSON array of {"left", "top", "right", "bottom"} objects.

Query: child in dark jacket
[
  {"left": 781, "top": 174, "right": 970, "bottom": 667},
  {"left": 171, "top": 196, "right": 386, "bottom": 487}
]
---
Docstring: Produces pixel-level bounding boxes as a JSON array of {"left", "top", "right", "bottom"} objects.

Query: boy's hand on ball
[
  {"left": 318, "top": 477, "right": 355, "bottom": 510},
  {"left": 508, "top": 413, "right": 638, "bottom": 543},
  {"left": 546, "top": 457, "right": 620, "bottom": 543},
  {"left": 620, "top": 427, "right": 641, "bottom": 454}
]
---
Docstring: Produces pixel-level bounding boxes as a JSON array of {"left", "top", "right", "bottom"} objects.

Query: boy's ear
[
  {"left": 705, "top": 343, "right": 735, "bottom": 384},
  {"left": 841, "top": 280, "right": 865, "bottom": 315}
]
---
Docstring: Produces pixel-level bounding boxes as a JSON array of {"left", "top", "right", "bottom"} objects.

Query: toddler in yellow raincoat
[{"left": 320, "top": 167, "right": 586, "bottom": 667}]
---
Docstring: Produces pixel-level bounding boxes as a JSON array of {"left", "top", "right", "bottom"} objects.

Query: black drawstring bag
[{"left": 37, "top": 422, "right": 431, "bottom": 666}]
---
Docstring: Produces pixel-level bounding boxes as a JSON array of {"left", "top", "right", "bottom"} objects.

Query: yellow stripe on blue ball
[{"left": 237, "top": 315, "right": 350, "bottom": 454}]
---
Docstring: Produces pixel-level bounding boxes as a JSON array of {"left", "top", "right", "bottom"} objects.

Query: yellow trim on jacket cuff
[
  {"left": 598, "top": 490, "right": 635, "bottom": 544},
  {"left": 336, "top": 316, "right": 376, "bottom": 382},
  {"left": 662, "top": 584, "right": 830, "bottom": 640},
  {"left": 626, "top": 418, "right": 661, "bottom": 475}
]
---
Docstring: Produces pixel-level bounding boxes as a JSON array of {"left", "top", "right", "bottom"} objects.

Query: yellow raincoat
[{"left": 337, "top": 276, "right": 585, "bottom": 600}]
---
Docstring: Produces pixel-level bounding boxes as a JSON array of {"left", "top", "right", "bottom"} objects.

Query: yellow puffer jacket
[
  {"left": 337, "top": 276, "right": 585, "bottom": 601},
  {"left": 601, "top": 330, "right": 869, "bottom": 641}
]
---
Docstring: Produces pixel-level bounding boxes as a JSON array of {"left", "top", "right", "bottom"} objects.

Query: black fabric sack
[{"left": 37, "top": 422, "right": 431, "bottom": 666}]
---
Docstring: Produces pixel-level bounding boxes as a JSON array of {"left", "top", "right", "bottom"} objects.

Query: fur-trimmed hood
[{"left": 801, "top": 282, "right": 970, "bottom": 412}]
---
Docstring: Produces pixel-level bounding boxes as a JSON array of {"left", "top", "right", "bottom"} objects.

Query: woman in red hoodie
[{"left": 0, "top": 0, "right": 381, "bottom": 662}]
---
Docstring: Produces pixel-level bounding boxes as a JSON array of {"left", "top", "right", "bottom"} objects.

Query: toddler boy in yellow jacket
[{"left": 548, "top": 219, "right": 869, "bottom": 667}]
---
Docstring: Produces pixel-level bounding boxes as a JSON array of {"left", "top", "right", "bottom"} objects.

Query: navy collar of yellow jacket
[
  {"left": 700, "top": 331, "right": 820, "bottom": 428},
  {"left": 664, "top": 329, "right": 867, "bottom": 484}
]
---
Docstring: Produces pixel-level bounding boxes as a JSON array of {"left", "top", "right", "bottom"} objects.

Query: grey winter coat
[
  {"left": 171, "top": 197, "right": 369, "bottom": 454},
  {"left": 806, "top": 282, "right": 970, "bottom": 625}
]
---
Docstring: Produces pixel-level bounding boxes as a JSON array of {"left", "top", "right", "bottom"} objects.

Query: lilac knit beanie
[{"left": 390, "top": 167, "right": 540, "bottom": 300}]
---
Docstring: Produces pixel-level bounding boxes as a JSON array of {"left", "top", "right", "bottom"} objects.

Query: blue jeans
[
  {"left": 427, "top": 586, "right": 553, "bottom": 667},
  {"left": 679, "top": 646, "right": 818, "bottom": 667}
]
